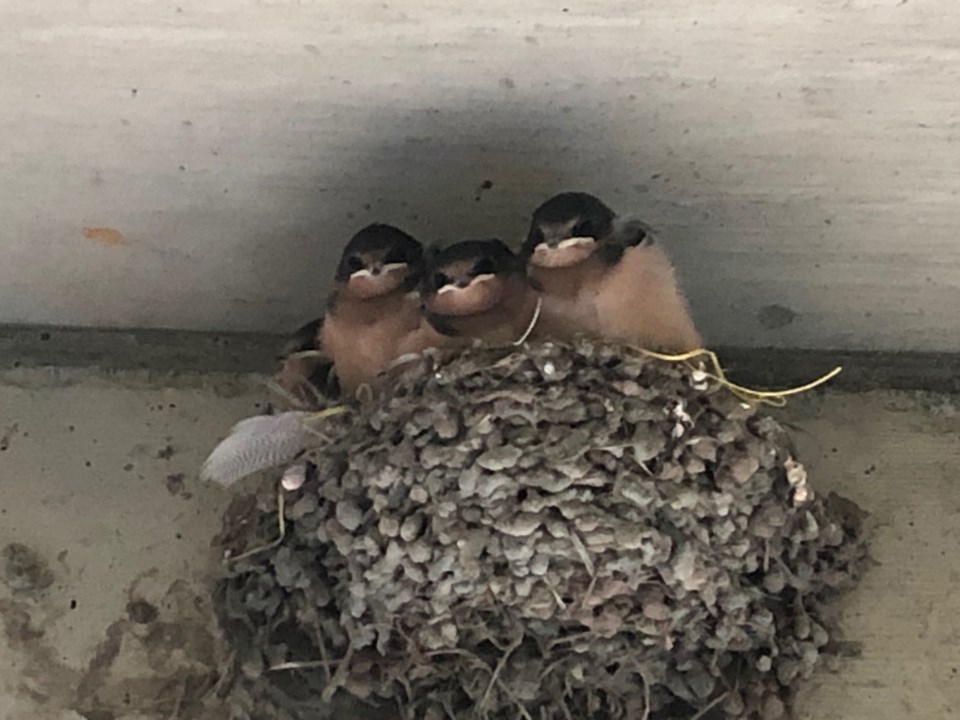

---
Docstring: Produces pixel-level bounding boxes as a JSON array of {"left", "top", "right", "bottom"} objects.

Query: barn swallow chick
[
  {"left": 421, "top": 239, "right": 543, "bottom": 345},
  {"left": 319, "top": 223, "right": 445, "bottom": 395},
  {"left": 522, "top": 191, "right": 701, "bottom": 352}
]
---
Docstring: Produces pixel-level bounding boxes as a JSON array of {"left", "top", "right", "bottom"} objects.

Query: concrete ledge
[
  {"left": 713, "top": 346, "right": 960, "bottom": 395},
  {"left": 0, "top": 325, "right": 281, "bottom": 375},
  {"left": 1, "top": 325, "right": 956, "bottom": 393}
]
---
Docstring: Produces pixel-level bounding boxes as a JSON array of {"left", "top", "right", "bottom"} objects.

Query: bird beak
[
  {"left": 347, "top": 262, "right": 407, "bottom": 298},
  {"left": 437, "top": 273, "right": 496, "bottom": 295},
  {"left": 429, "top": 272, "right": 502, "bottom": 315},
  {"left": 558, "top": 236, "right": 595, "bottom": 249},
  {"left": 535, "top": 236, "right": 595, "bottom": 253},
  {"left": 530, "top": 237, "right": 597, "bottom": 268}
]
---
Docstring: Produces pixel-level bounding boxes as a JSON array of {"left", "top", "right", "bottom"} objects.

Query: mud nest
[{"left": 212, "top": 340, "right": 867, "bottom": 720}]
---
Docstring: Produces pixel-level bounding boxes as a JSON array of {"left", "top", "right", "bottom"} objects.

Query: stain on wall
[
  {"left": 82, "top": 227, "right": 126, "bottom": 246},
  {"left": 1, "top": 0, "right": 958, "bottom": 352}
]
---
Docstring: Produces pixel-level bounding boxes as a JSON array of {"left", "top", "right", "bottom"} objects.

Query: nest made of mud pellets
[{"left": 212, "top": 340, "right": 867, "bottom": 720}]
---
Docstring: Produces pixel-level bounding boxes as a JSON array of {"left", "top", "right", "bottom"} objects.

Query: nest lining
[{"left": 213, "top": 340, "right": 866, "bottom": 720}]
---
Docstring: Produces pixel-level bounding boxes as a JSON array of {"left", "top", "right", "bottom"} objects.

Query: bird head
[
  {"left": 421, "top": 239, "right": 524, "bottom": 317},
  {"left": 521, "top": 191, "right": 620, "bottom": 269},
  {"left": 335, "top": 224, "right": 424, "bottom": 299}
]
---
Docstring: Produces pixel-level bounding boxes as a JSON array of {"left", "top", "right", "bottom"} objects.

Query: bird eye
[
  {"left": 626, "top": 226, "right": 647, "bottom": 246},
  {"left": 524, "top": 225, "right": 545, "bottom": 249},
  {"left": 345, "top": 255, "right": 364, "bottom": 274},
  {"left": 384, "top": 246, "right": 408, "bottom": 264},
  {"left": 432, "top": 272, "right": 452, "bottom": 289},
  {"left": 571, "top": 222, "right": 593, "bottom": 238},
  {"left": 472, "top": 257, "right": 496, "bottom": 276}
]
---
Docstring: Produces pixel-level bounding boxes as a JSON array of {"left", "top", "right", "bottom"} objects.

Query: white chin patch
[
  {"left": 382, "top": 262, "right": 408, "bottom": 273},
  {"left": 350, "top": 268, "right": 375, "bottom": 280}
]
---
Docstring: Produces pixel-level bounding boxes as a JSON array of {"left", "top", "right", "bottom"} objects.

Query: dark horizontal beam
[
  {"left": 0, "top": 325, "right": 281, "bottom": 375},
  {"left": 712, "top": 345, "right": 960, "bottom": 394},
  {"left": 0, "top": 325, "right": 956, "bottom": 393}
]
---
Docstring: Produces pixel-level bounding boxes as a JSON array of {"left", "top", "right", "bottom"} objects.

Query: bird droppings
[
  {"left": 211, "top": 340, "right": 867, "bottom": 720},
  {"left": 166, "top": 473, "right": 187, "bottom": 496},
  {"left": 156, "top": 444, "right": 176, "bottom": 460},
  {"left": 1, "top": 423, "right": 19, "bottom": 451},
  {"left": 757, "top": 304, "right": 798, "bottom": 330},
  {"left": 473, "top": 178, "right": 495, "bottom": 202},
  {"left": 2, "top": 543, "right": 54, "bottom": 595},
  {"left": 126, "top": 599, "right": 159, "bottom": 624}
]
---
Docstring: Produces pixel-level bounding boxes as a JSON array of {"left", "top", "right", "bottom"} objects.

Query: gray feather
[{"left": 201, "top": 411, "right": 316, "bottom": 487}]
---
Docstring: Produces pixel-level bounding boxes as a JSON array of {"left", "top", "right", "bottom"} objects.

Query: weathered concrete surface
[
  {"left": 0, "top": 369, "right": 266, "bottom": 720},
  {"left": 0, "top": 363, "right": 957, "bottom": 718},
  {"left": 789, "top": 391, "right": 960, "bottom": 719},
  {"left": 2, "top": 0, "right": 959, "bottom": 351}
]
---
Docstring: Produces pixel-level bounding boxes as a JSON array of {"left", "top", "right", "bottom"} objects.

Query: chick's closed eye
[
  {"left": 472, "top": 257, "right": 496, "bottom": 276},
  {"left": 384, "top": 246, "right": 412, "bottom": 265},
  {"left": 570, "top": 221, "right": 593, "bottom": 239},
  {"left": 432, "top": 272, "right": 452, "bottom": 290}
]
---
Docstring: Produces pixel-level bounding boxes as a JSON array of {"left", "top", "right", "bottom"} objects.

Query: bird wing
[{"left": 275, "top": 316, "right": 340, "bottom": 404}]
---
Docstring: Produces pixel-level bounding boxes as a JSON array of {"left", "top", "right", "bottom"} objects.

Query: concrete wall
[{"left": 2, "top": 0, "right": 958, "bottom": 352}]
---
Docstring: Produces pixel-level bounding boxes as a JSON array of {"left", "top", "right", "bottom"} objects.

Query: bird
[
  {"left": 275, "top": 223, "right": 445, "bottom": 400},
  {"left": 420, "top": 239, "right": 543, "bottom": 346},
  {"left": 204, "top": 224, "right": 443, "bottom": 487},
  {"left": 521, "top": 191, "right": 701, "bottom": 352}
]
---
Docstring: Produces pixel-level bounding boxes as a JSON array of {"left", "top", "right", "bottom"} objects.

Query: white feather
[{"left": 200, "top": 411, "right": 317, "bottom": 487}]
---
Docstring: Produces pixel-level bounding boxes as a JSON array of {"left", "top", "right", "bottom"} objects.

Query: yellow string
[
  {"left": 300, "top": 405, "right": 352, "bottom": 437},
  {"left": 304, "top": 405, "right": 351, "bottom": 421},
  {"left": 630, "top": 347, "right": 842, "bottom": 407}
]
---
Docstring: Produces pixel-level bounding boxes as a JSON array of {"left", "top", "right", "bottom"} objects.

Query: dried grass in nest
[{"left": 210, "top": 340, "right": 867, "bottom": 720}]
